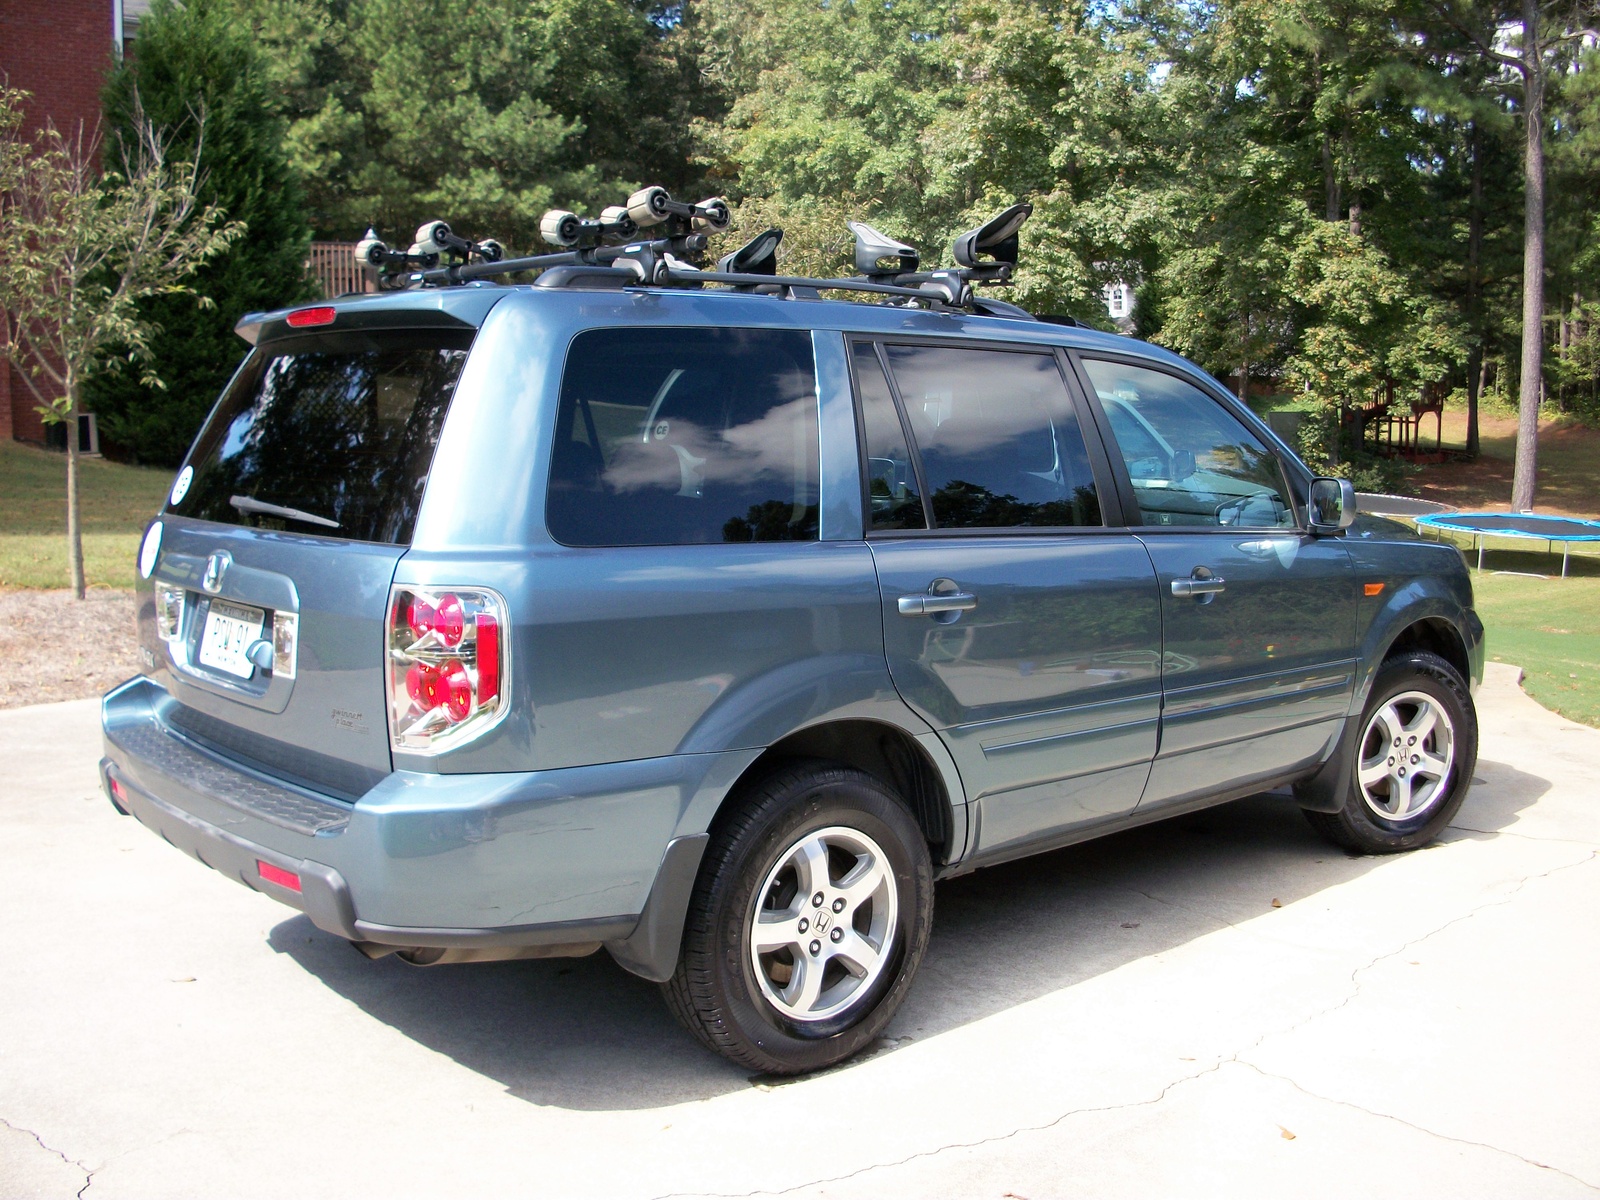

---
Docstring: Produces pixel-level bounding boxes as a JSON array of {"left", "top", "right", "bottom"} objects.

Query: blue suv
[{"left": 102, "top": 203, "right": 1483, "bottom": 1074}]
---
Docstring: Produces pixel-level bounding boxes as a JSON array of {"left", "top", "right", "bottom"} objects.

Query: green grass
[
  {"left": 0, "top": 440, "right": 170, "bottom": 589},
  {"left": 1474, "top": 569, "right": 1600, "bottom": 728}
]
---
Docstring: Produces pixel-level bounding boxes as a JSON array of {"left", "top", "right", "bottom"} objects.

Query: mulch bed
[{"left": 0, "top": 589, "right": 141, "bottom": 708}]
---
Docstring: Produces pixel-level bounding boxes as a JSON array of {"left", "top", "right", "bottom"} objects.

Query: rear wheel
[
  {"left": 663, "top": 762, "right": 933, "bottom": 1074},
  {"left": 1305, "top": 650, "right": 1478, "bottom": 853}
]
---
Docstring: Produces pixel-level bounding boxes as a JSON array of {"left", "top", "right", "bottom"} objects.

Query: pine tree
[{"left": 86, "top": 0, "right": 315, "bottom": 467}]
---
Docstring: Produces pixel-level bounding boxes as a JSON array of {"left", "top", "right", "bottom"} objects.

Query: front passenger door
[{"left": 1075, "top": 356, "right": 1358, "bottom": 811}]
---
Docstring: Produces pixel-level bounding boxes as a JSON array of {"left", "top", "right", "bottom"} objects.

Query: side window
[
  {"left": 852, "top": 342, "right": 925, "bottom": 531},
  {"left": 547, "top": 328, "right": 819, "bottom": 546},
  {"left": 881, "top": 344, "right": 1103, "bottom": 529},
  {"left": 1080, "top": 359, "right": 1295, "bottom": 530}
]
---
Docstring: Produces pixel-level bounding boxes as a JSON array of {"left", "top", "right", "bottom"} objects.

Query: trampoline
[{"left": 1415, "top": 511, "right": 1600, "bottom": 577}]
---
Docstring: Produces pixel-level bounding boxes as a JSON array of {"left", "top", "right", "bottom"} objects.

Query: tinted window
[
  {"left": 1081, "top": 359, "right": 1294, "bottom": 529},
  {"left": 548, "top": 328, "right": 819, "bottom": 547},
  {"left": 172, "top": 330, "right": 472, "bottom": 544},
  {"left": 882, "top": 344, "right": 1102, "bottom": 529},
  {"left": 852, "top": 342, "right": 925, "bottom": 531}
]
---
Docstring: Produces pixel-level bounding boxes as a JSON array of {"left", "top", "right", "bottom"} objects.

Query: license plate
[{"left": 199, "top": 600, "right": 266, "bottom": 679}]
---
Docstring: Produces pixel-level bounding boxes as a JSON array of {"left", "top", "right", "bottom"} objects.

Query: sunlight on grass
[
  {"left": 1474, "top": 571, "right": 1600, "bottom": 729},
  {"left": 0, "top": 441, "right": 170, "bottom": 589}
]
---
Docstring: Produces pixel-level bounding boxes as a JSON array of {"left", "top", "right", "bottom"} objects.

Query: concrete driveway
[{"left": 2, "top": 663, "right": 1597, "bottom": 1199}]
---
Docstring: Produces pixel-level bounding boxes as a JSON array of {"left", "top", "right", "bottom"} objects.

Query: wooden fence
[{"left": 306, "top": 241, "right": 371, "bottom": 298}]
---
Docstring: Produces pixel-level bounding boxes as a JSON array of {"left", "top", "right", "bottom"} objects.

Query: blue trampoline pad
[{"left": 1416, "top": 512, "right": 1600, "bottom": 541}]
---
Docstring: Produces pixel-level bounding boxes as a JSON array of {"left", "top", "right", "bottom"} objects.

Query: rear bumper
[{"left": 101, "top": 677, "right": 741, "bottom": 970}]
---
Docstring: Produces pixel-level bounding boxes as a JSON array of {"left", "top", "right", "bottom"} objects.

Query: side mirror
[
  {"left": 1308, "top": 477, "right": 1357, "bottom": 534},
  {"left": 1171, "top": 449, "right": 1196, "bottom": 482}
]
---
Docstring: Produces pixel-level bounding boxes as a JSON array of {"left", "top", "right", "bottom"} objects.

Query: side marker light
[{"left": 1364, "top": 582, "right": 1385, "bottom": 597}]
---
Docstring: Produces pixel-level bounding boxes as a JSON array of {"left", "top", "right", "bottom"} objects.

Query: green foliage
[
  {"left": 85, "top": 0, "right": 316, "bottom": 467},
  {"left": 232, "top": 0, "right": 710, "bottom": 249}
]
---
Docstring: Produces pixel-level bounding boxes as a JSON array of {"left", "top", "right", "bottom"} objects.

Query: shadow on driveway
[{"left": 267, "top": 761, "right": 1546, "bottom": 1111}]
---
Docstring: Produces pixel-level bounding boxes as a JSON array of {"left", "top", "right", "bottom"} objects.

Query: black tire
[
  {"left": 662, "top": 761, "right": 934, "bottom": 1075},
  {"left": 1305, "top": 651, "right": 1478, "bottom": 854}
]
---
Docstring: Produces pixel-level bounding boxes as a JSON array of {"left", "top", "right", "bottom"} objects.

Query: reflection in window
[
  {"left": 172, "top": 332, "right": 472, "bottom": 544},
  {"left": 1081, "top": 359, "right": 1294, "bottom": 529},
  {"left": 853, "top": 342, "right": 925, "bottom": 531},
  {"left": 548, "top": 329, "right": 820, "bottom": 546},
  {"left": 881, "top": 344, "right": 1101, "bottom": 529}
]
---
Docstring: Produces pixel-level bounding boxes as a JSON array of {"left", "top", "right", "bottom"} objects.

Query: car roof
[{"left": 239, "top": 281, "right": 1206, "bottom": 380}]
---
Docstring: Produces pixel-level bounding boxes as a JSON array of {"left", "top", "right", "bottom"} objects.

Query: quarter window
[
  {"left": 879, "top": 344, "right": 1102, "bottom": 530},
  {"left": 1080, "top": 359, "right": 1294, "bottom": 529},
  {"left": 852, "top": 343, "right": 925, "bottom": 531},
  {"left": 548, "top": 329, "right": 820, "bottom": 547}
]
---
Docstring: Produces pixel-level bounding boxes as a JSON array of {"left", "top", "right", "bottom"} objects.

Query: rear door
[
  {"left": 1073, "top": 355, "right": 1358, "bottom": 811},
  {"left": 152, "top": 322, "right": 480, "bottom": 798},
  {"left": 859, "top": 339, "right": 1164, "bottom": 861}
]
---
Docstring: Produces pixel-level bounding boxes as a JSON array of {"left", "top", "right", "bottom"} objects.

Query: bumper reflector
[{"left": 257, "top": 860, "right": 302, "bottom": 892}]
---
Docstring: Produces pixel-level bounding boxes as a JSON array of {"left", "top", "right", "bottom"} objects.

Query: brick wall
[{"left": 1, "top": 0, "right": 115, "bottom": 443}]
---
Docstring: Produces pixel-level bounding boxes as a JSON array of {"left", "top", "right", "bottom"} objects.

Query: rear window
[
  {"left": 547, "top": 328, "right": 819, "bottom": 547},
  {"left": 168, "top": 329, "right": 473, "bottom": 544}
]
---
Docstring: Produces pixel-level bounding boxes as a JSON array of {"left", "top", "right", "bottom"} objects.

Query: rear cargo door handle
[
  {"left": 898, "top": 591, "right": 978, "bottom": 615},
  {"left": 1171, "top": 576, "right": 1226, "bottom": 597}
]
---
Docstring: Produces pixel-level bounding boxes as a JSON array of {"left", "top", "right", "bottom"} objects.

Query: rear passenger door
[
  {"left": 1073, "top": 355, "right": 1358, "bottom": 811},
  {"left": 858, "top": 340, "right": 1164, "bottom": 861}
]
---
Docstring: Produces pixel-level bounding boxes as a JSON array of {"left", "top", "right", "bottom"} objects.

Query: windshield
[{"left": 169, "top": 329, "right": 474, "bottom": 544}]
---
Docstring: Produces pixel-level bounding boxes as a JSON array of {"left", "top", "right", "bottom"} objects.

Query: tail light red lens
[{"left": 386, "top": 586, "right": 508, "bottom": 754}]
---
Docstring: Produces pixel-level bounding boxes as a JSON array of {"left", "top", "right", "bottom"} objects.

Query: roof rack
[{"left": 355, "top": 191, "right": 1039, "bottom": 318}]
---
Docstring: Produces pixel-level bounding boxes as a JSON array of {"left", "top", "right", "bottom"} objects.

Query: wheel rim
[
  {"left": 1357, "top": 689, "right": 1456, "bottom": 822},
  {"left": 747, "top": 825, "right": 898, "bottom": 1024}
]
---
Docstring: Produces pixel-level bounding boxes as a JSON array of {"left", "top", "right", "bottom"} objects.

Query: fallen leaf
[
  {"left": 1121, "top": 921, "right": 1141, "bottom": 928},
  {"left": 1270, "top": 898, "right": 1282, "bottom": 908},
  {"left": 1278, "top": 1126, "right": 1296, "bottom": 1140}
]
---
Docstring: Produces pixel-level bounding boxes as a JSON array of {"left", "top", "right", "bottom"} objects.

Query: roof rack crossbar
[{"left": 666, "top": 266, "right": 953, "bottom": 305}]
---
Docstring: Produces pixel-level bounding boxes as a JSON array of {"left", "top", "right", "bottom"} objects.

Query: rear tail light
[{"left": 386, "top": 586, "right": 508, "bottom": 753}]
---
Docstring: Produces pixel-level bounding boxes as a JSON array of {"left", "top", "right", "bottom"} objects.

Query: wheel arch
[
  {"left": 1382, "top": 616, "right": 1471, "bottom": 683},
  {"left": 715, "top": 719, "right": 965, "bottom": 867}
]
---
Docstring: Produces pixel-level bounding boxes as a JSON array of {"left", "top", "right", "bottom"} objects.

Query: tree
[
  {"left": 1425, "top": 0, "right": 1600, "bottom": 508},
  {"left": 231, "top": 0, "right": 712, "bottom": 250},
  {"left": 0, "top": 88, "right": 244, "bottom": 598},
  {"left": 86, "top": 0, "right": 317, "bottom": 466}
]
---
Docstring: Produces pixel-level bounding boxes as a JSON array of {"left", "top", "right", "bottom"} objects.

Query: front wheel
[
  {"left": 662, "top": 762, "right": 933, "bottom": 1074},
  {"left": 1305, "top": 650, "right": 1478, "bottom": 853}
]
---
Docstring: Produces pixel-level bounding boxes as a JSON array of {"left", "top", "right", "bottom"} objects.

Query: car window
[
  {"left": 1080, "top": 359, "right": 1295, "bottom": 530},
  {"left": 880, "top": 344, "right": 1102, "bottom": 530},
  {"left": 547, "top": 328, "right": 820, "bottom": 547},
  {"left": 170, "top": 330, "right": 473, "bottom": 545},
  {"left": 852, "top": 342, "right": 926, "bottom": 531}
]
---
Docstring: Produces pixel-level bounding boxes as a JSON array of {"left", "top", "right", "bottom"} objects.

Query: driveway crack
[
  {"left": 1233, "top": 1060, "right": 1600, "bottom": 1192},
  {"left": 645, "top": 1061, "right": 1229, "bottom": 1200},
  {"left": 1, "top": 1116, "right": 95, "bottom": 1197}
]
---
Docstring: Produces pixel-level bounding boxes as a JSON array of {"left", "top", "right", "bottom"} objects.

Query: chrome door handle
[
  {"left": 898, "top": 592, "right": 978, "bottom": 616},
  {"left": 1171, "top": 577, "right": 1226, "bottom": 597}
]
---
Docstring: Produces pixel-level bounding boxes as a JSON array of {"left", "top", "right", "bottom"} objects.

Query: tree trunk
[
  {"left": 66, "top": 379, "right": 86, "bottom": 601},
  {"left": 1323, "top": 135, "right": 1340, "bottom": 221},
  {"left": 1466, "top": 120, "right": 1483, "bottom": 458},
  {"left": 1511, "top": 1, "right": 1545, "bottom": 512}
]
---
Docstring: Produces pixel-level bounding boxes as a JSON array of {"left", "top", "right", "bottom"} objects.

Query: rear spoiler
[{"left": 235, "top": 290, "right": 506, "bottom": 346}]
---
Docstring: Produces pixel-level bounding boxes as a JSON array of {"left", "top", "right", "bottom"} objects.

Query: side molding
[{"left": 605, "top": 832, "right": 710, "bottom": 982}]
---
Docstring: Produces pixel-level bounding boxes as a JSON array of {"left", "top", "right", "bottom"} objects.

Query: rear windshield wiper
[{"left": 230, "top": 495, "right": 340, "bottom": 529}]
